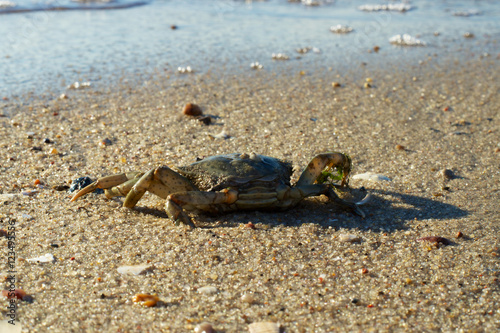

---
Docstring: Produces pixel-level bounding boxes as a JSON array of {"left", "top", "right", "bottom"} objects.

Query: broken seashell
[
  {"left": 248, "top": 321, "right": 281, "bottom": 333},
  {"left": 352, "top": 172, "right": 391, "bottom": 182},
  {"left": 132, "top": 293, "right": 159, "bottom": 307},
  {"left": 27, "top": 253, "right": 55, "bottom": 263},
  {"left": 117, "top": 265, "right": 152, "bottom": 275}
]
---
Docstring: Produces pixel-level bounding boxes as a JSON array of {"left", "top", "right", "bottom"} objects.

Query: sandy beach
[{"left": 0, "top": 52, "right": 499, "bottom": 332}]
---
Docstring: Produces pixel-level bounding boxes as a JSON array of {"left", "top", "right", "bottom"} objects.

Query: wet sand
[{"left": 0, "top": 53, "right": 499, "bottom": 332}]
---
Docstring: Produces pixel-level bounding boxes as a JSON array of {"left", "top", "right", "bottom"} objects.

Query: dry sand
[{"left": 0, "top": 54, "right": 499, "bottom": 332}]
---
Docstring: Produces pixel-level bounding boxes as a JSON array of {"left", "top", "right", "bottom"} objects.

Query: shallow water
[{"left": 1, "top": 0, "right": 499, "bottom": 96}]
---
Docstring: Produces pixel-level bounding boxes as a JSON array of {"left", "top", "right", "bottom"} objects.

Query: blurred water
[{"left": 0, "top": 0, "right": 498, "bottom": 96}]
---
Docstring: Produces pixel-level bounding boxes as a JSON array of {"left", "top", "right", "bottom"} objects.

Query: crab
[{"left": 70, "top": 152, "right": 365, "bottom": 227}]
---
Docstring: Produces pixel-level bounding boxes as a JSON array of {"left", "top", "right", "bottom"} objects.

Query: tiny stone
[
  {"left": 456, "top": 231, "right": 463, "bottom": 238},
  {"left": 373, "top": 45, "right": 380, "bottom": 52},
  {"left": 198, "top": 286, "right": 218, "bottom": 295},
  {"left": 440, "top": 169, "right": 454, "bottom": 180},
  {"left": 100, "top": 138, "right": 112, "bottom": 147},
  {"left": 332, "top": 82, "right": 341, "bottom": 88},
  {"left": 338, "top": 234, "right": 362, "bottom": 243},
  {"left": 463, "top": 32, "right": 474, "bottom": 38},
  {"left": 194, "top": 322, "right": 214, "bottom": 333},
  {"left": 50, "top": 148, "right": 59, "bottom": 155},
  {"left": 241, "top": 293, "right": 255, "bottom": 304},
  {"left": 43, "top": 138, "right": 53, "bottom": 144},
  {"left": 395, "top": 144, "right": 405, "bottom": 151},
  {"left": 183, "top": 103, "right": 203, "bottom": 117},
  {"left": 52, "top": 185, "right": 70, "bottom": 191}
]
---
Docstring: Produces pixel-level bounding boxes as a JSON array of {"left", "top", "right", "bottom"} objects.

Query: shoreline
[{"left": 0, "top": 53, "right": 499, "bottom": 332}]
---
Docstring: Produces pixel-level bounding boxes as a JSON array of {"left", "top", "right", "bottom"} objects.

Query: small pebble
[
  {"left": 332, "top": 82, "right": 341, "bottom": 88},
  {"left": 456, "top": 231, "right": 463, "bottom": 238},
  {"left": 463, "top": 32, "right": 474, "bottom": 38},
  {"left": 440, "top": 169, "right": 454, "bottom": 180},
  {"left": 416, "top": 236, "right": 451, "bottom": 245},
  {"left": 170, "top": 24, "right": 177, "bottom": 30},
  {"left": 43, "top": 138, "right": 53, "bottom": 144},
  {"left": 338, "top": 234, "right": 362, "bottom": 243},
  {"left": 248, "top": 322, "right": 280, "bottom": 333},
  {"left": 100, "top": 138, "right": 112, "bottom": 147},
  {"left": 194, "top": 322, "right": 214, "bottom": 333},
  {"left": 198, "top": 286, "right": 218, "bottom": 295},
  {"left": 395, "top": 144, "right": 405, "bottom": 151},
  {"left": 245, "top": 222, "right": 256, "bottom": 229},
  {"left": 361, "top": 268, "right": 369, "bottom": 274},
  {"left": 373, "top": 45, "right": 380, "bottom": 52},
  {"left": 241, "top": 293, "right": 255, "bottom": 304},
  {"left": 183, "top": 103, "right": 203, "bottom": 117},
  {"left": 52, "top": 184, "right": 70, "bottom": 191},
  {"left": 34, "top": 179, "right": 41, "bottom": 185},
  {"left": 132, "top": 293, "right": 159, "bottom": 307},
  {"left": 59, "top": 94, "right": 68, "bottom": 100},
  {"left": 50, "top": 148, "right": 59, "bottom": 155},
  {"left": 1, "top": 288, "right": 27, "bottom": 300}
]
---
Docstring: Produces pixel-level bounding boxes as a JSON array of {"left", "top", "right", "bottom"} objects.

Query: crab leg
[
  {"left": 297, "top": 152, "right": 352, "bottom": 187},
  {"left": 166, "top": 189, "right": 238, "bottom": 227},
  {"left": 122, "top": 166, "right": 197, "bottom": 209},
  {"left": 289, "top": 184, "right": 365, "bottom": 218},
  {"left": 70, "top": 172, "right": 142, "bottom": 202}
]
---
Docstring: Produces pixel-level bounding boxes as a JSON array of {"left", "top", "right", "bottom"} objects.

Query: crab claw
[{"left": 70, "top": 182, "right": 99, "bottom": 202}]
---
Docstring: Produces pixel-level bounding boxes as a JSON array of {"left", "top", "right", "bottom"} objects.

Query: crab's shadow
[{"left": 135, "top": 189, "right": 468, "bottom": 232}]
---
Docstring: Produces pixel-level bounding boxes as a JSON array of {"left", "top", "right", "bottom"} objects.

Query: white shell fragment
[
  {"left": 117, "top": 265, "right": 152, "bottom": 275},
  {"left": 198, "top": 286, "right": 218, "bottom": 295},
  {"left": 338, "top": 234, "right": 362, "bottom": 243},
  {"left": 250, "top": 62, "right": 263, "bottom": 70},
  {"left": 178, "top": 66, "right": 193, "bottom": 73},
  {"left": 389, "top": 34, "right": 426, "bottom": 46},
  {"left": 248, "top": 321, "right": 281, "bottom": 333},
  {"left": 68, "top": 81, "right": 91, "bottom": 89},
  {"left": 27, "top": 253, "right": 56, "bottom": 263},
  {"left": 330, "top": 24, "right": 353, "bottom": 33},
  {"left": 271, "top": 53, "right": 289, "bottom": 60},
  {"left": 209, "top": 131, "right": 231, "bottom": 140},
  {"left": 358, "top": 4, "right": 413, "bottom": 12},
  {"left": 352, "top": 172, "right": 391, "bottom": 182}
]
